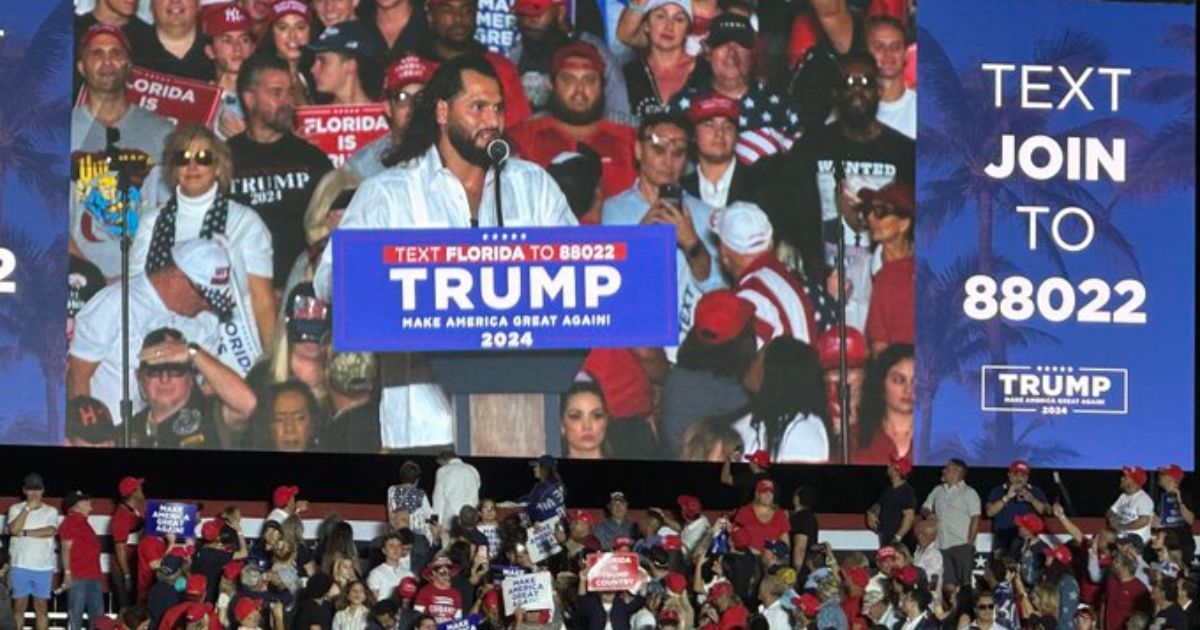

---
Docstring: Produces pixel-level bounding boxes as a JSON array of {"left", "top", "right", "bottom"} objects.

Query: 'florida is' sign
[{"left": 332, "top": 226, "right": 679, "bottom": 351}]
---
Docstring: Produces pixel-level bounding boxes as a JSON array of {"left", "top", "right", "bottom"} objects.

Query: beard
[
  {"left": 265, "top": 105, "right": 296, "bottom": 134},
  {"left": 837, "top": 95, "right": 879, "bottom": 129},
  {"left": 548, "top": 90, "right": 605, "bottom": 127},
  {"left": 447, "top": 118, "right": 494, "bottom": 167}
]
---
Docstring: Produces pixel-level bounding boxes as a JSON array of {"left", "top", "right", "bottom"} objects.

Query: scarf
[{"left": 146, "top": 187, "right": 230, "bottom": 273}]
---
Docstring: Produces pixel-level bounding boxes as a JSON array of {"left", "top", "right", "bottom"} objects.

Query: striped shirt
[{"left": 735, "top": 254, "right": 818, "bottom": 348}]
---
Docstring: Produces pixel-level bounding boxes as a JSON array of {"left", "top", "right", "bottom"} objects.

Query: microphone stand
[
  {"left": 488, "top": 139, "right": 510, "bottom": 227},
  {"left": 493, "top": 162, "right": 506, "bottom": 228},
  {"left": 834, "top": 158, "right": 850, "bottom": 464},
  {"left": 105, "top": 128, "right": 134, "bottom": 444}
]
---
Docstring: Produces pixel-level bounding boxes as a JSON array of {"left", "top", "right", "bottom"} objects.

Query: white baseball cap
[
  {"left": 642, "top": 0, "right": 693, "bottom": 22},
  {"left": 172, "top": 239, "right": 235, "bottom": 318},
  {"left": 711, "top": 201, "right": 773, "bottom": 255}
]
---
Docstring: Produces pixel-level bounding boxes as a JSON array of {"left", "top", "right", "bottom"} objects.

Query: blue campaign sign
[
  {"left": 145, "top": 501, "right": 199, "bottom": 538},
  {"left": 332, "top": 226, "right": 680, "bottom": 352}
]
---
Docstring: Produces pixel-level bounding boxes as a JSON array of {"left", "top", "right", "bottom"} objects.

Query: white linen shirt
[{"left": 433, "top": 458, "right": 482, "bottom": 526}]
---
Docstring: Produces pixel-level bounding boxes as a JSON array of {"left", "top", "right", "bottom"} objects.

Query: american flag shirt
[{"left": 670, "top": 82, "right": 802, "bottom": 165}]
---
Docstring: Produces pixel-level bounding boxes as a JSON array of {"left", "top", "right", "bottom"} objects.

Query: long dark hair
[
  {"left": 384, "top": 55, "right": 501, "bottom": 167},
  {"left": 856, "top": 343, "right": 914, "bottom": 449},
  {"left": 750, "top": 338, "right": 828, "bottom": 459},
  {"left": 253, "top": 380, "right": 325, "bottom": 451},
  {"left": 558, "top": 381, "right": 612, "bottom": 458}
]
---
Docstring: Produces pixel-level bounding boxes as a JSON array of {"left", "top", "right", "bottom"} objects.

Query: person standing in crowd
[
  {"left": 671, "top": 14, "right": 801, "bottom": 165},
  {"left": 730, "top": 479, "right": 790, "bottom": 553},
  {"left": 712, "top": 202, "right": 817, "bottom": 347},
  {"left": 559, "top": 381, "right": 612, "bottom": 459},
  {"left": 129, "top": 0, "right": 212, "bottom": 81},
  {"left": 986, "top": 460, "right": 1050, "bottom": 557},
  {"left": 1043, "top": 545, "right": 1079, "bottom": 630},
  {"left": 131, "top": 124, "right": 277, "bottom": 353},
  {"left": 230, "top": 54, "right": 334, "bottom": 288},
  {"left": 309, "top": 20, "right": 382, "bottom": 105},
  {"left": 508, "top": 0, "right": 630, "bottom": 116},
  {"left": 969, "top": 590, "right": 1007, "bottom": 630},
  {"left": 388, "top": 461, "right": 436, "bottom": 540},
  {"left": 205, "top": 4, "right": 257, "bottom": 139},
  {"left": 318, "top": 350, "right": 382, "bottom": 453},
  {"left": 415, "top": 0, "right": 532, "bottom": 128},
  {"left": 111, "top": 476, "right": 147, "bottom": 609},
  {"left": 314, "top": 56, "right": 573, "bottom": 450},
  {"left": 863, "top": 15, "right": 914, "bottom": 139},
  {"left": 681, "top": 94, "right": 751, "bottom": 209},
  {"left": 620, "top": 0, "right": 703, "bottom": 117},
  {"left": 128, "top": 327, "right": 257, "bottom": 449},
  {"left": 850, "top": 343, "right": 914, "bottom": 464},
  {"left": 73, "top": 0, "right": 155, "bottom": 87},
  {"left": 1109, "top": 466, "right": 1155, "bottom": 544},
  {"left": 71, "top": 24, "right": 174, "bottom": 282},
  {"left": 361, "top": 0, "right": 430, "bottom": 62},
  {"left": 911, "top": 518, "right": 942, "bottom": 598},
  {"left": 789, "top": 486, "right": 819, "bottom": 570},
  {"left": 921, "top": 459, "right": 981, "bottom": 596},
  {"left": 594, "top": 491, "right": 635, "bottom": 550},
  {"left": 508, "top": 41, "right": 638, "bottom": 200},
  {"left": 259, "top": 0, "right": 316, "bottom": 105},
  {"left": 867, "top": 453, "right": 916, "bottom": 547},
  {"left": 861, "top": 180, "right": 915, "bottom": 353},
  {"left": 756, "top": 52, "right": 914, "bottom": 284},
  {"left": 345, "top": 54, "right": 437, "bottom": 179},
  {"left": 603, "top": 112, "right": 723, "bottom": 353},
  {"left": 514, "top": 455, "right": 567, "bottom": 524},
  {"left": 1102, "top": 551, "right": 1151, "bottom": 630},
  {"left": 294, "top": 573, "right": 340, "bottom": 630},
  {"left": 68, "top": 240, "right": 234, "bottom": 423},
  {"left": 734, "top": 337, "right": 830, "bottom": 463},
  {"left": 6, "top": 474, "right": 59, "bottom": 630},
  {"left": 432, "top": 450, "right": 481, "bottom": 528},
  {"left": 1154, "top": 464, "right": 1195, "bottom": 566}
]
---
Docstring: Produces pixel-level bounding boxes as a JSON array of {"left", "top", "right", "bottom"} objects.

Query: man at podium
[{"left": 315, "top": 54, "right": 575, "bottom": 451}]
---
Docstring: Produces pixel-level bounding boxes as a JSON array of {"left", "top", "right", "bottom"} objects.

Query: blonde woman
[
  {"left": 131, "top": 124, "right": 277, "bottom": 353},
  {"left": 281, "top": 169, "right": 361, "bottom": 303}
]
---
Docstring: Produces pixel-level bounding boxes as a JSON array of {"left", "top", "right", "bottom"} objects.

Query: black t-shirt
[
  {"left": 357, "top": 1, "right": 431, "bottom": 63},
  {"left": 789, "top": 507, "right": 819, "bottom": 552},
  {"left": 877, "top": 482, "right": 917, "bottom": 544},
  {"left": 622, "top": 58, "right": 712, "bottom": 118},
  {"left": 1155, "top": 603, "right": 1188, "bottom": 630},
  {"left": 147, "top": 581, "right": 181, "bottom": 630},
  {"left": 787, "top": 16, "right": 867, "bottom": 132},
  {"left": 193, "top": 546, "right": 233, "bottom": 602},
  {"left": 317, "top": 401, "right": 382, "bottom": 453},
  {"left": 68, "top": 254, "right": 107, "bottom": 319},
  {"left": 228, "top": 133, "right": 333, "bottom": 287},
  {"left": 129, "top": 27, "right": 215, "bottom": 82},
  {"left": 293, "top": 599, "right": 334, "bottom": 630},
  {"left": 128, "top": 390, "right": 222, "bottom": 449}
]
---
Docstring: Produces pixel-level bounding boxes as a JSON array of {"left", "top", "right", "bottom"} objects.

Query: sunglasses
[
  {"left": 842, "top": 74, "right": 877, "bottom": 89},
  {"left": 976, "top": 604, "right": 995, "bottom": 610},
  {"left": 861, "top": 203, "right": 912, "bottom": 219},
  {"left": 142, "top": 363, "right": 192, "bottom": 378},
  {"left": 174, "top": 149, "right": 215, "bottom": 166}
]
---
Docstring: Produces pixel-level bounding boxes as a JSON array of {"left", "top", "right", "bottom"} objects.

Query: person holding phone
[{"left": 985, "top": 460, "right": 1050, "bottom": 557}]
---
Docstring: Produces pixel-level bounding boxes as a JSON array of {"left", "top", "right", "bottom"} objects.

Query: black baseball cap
[
  {"left": 22, "top": 472, "right": 45, "bottom": 491},
  {"left": 307, "top": 20, "right": 379, "bottom": 57},
  {"left": 706, "top": 13, "right": 755, "bottom": 49},
  {"left": 64, "top": 490, "right": 92, "bottom": 511},
  {"left": 66, "top": 395, "right": 117, "bottom": 445}
]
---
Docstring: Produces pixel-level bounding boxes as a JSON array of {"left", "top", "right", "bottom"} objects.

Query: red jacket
[
  {"left": 508, "top": 115, "right": 638, "bottom": 200},
  {"left": 485, "top": 52, "right": 532, "bottom": 129}
]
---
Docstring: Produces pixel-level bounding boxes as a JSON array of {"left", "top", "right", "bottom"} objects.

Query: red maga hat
[
  {"left": 203, "top": 3, "right": 252, "bottom": 37},
  {"left": 1043, "top": 544, "right": 1073, "bottom": 565},
  {"left": 686, "top": 93, "right": 741, "bottom": 125},
  {"left": 815, "top": 327, "right": 868, "bottom": 370},
  {"left": 80, "top": 24, "right": 132, "bottom": 55},
  {"left": 1122, "top": 465, "right": 1148, "bottom": 487},
  {"left": 858, "top": 180, "right": 915, "bottom": 216},
  {"left": 552, "top": 41, "right": 605, "bottom": 75},
  {"left": 1014, "top": 513, "right": 1045, "bottom": 534},
  {"left": 272, "top": 485, "right": 300, "bottom": 508},
  {"left": 200, "top": 519, "right": 223, "bottom": 542},
  {"left": 889, "top": 453, "right": 913, "bottom": 477},
  {"left": 384, "top": 55, "right": 439, "bottom": 94},
  {"left": 1009, "top": 460, "right": 1031, "bottom": 475},
  {"left": 118, "top": 476, "right": 144, "bottom": 497},
  {"left": 1158, "top": 464, "right": 1185, "bottom": 483},
  {"left": 233, "top": 598, "right": 261, "bottom": 623},
  {"left": 746, "top": 450, "right": 772, "bottom": 469},
  {"left": 693, "top": 290, "right": 755, "bottom": 346}
]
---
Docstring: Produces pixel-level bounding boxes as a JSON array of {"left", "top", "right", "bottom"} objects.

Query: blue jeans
[{"left": 67, "top": 579, "right": 104, "bottom": 630}]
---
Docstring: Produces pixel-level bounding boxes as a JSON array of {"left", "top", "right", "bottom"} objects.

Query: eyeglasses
[
  {"left": 842, "top": 74, "right": 877, "bottom": 89},
  {"left": 861, "top": 203, "right": 912, "bottom": 219},
  {"left": 142, "top": 363, "right": 192, "bottom": 378},
  {"left": 174, "top": 149, "right": 215, "bottom": 166},
  {"left": 976, "top": 604, "right": 995, "bottom": 610}
]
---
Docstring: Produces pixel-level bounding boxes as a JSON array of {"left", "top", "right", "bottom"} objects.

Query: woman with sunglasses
[
  {"left": 861, "top": 179, "right": 915, "bottom": 356},
  {"left": 131, "top": 124, "right": 277, "bottom": 358},
  {"left": 413, "top": 556, "right": 463, "bottom": 624},
  {"left": 963, "top": 591, "right": 1009, "bottom": 630}
]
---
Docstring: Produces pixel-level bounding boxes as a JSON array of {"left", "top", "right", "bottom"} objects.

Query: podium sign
[{"left": 332, "top": 226, "right": 679, "bottom": 351}]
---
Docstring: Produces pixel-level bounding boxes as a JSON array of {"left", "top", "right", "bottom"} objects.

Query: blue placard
[
  {"left": 145, "top": 501, "right": 199, "bottom": 538},
  {"left": 438, "top": 614, "right": 481, "bottom": 630},
  {"left": 332, "top": 226, "right": 680, "bottom": 352}
]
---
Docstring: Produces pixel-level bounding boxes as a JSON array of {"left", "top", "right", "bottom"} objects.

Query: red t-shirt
[
  {"left": 415, "top": 585, "right": 463, "bottom": 624},
  {"left": 1103, "top": 574, "right": 1150, "bottom": 630},
  {"left": 59, "top": 512, "right": 103, "bottom": 580},
  {"left": 717, "top": 604, "right": 749, "bottom": 630},
  {"left": 112, "top": 503, "right": 143, "bottom": 571},
  {"left": 484, "top": 52, "right": 533, "bottom": 129},
  {"left": 866, "top": 256, "right": 914, "bottom": 348},
  {"left": 508, "top": 116, "right": 638, "bottom": 200},
  {"left": 582, "top": 349, "right": 655, "bottom": 419},
  {"left": 731, "top": 505, "right": 790, "bottom": 552},
  {"left": 849, "top": 428, "right": 902, "bottom": 466},
  {"left": 137, "top": 535, "right": 167, "bottom": 602}
]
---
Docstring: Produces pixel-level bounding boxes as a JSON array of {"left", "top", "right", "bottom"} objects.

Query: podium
[{"left": 428, "top": 351, "right": 588, "bottom": 457}]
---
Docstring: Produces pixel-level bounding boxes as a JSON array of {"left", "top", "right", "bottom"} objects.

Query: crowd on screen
[
  {"left": 1, "top": 458, "right": 1197, "bottom": 630},
  {"left": 64, "top": 0, "right": 916, "bottom": 462}
]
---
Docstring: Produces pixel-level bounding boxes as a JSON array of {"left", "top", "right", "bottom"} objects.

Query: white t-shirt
[
  {"left": 70, "top": 274, "right": 222, "bottom": 422},
  {"left": 1110, "top": 490, "right": 1155, "bottom": 542},
  {"left": 877, "top": 88, "right": 917, "bottom": 139},
  {"left": 681, "top": 516, "right": 711, "bottom": 554},
  {"left": 5, "top": 502, "right": 61, "bottom": 571},
  {"left": 732, "top": 412, "right": 830, "bottom": 463},
  {"left": 367, "top": 560, "right": 414, "bottom": 600}
]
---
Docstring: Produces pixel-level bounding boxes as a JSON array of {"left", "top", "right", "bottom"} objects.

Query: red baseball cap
[
  {"left": 118, "top": 476, "right": 144, "bottom": 497},
  {"left": 660, "top": 535, "right": 684, "bottom": 552},
  {"left": 891, "top": 565, "right": 917, "bottom": 587},
  {"left": 1014, "top": 513, "right": 1045, "bottom": 534},
  {"left": 793, "top": 593, "right": 821, "bottom": 617},
  {"left": 270, "top": 0, "right": 309, "bottom": 21},
  {"left": 1123, "top": 465, "right": 1148, "bottom": 487},
  {"left": 664, "top": 572, "right": 687, "bottom": 594},
  {"left": 657, "top": 609, "right": 680, "bottom": 625},
  {"left": 513, "top": 0, "right": 566, "bottom": 16},
  {"left": 200, "top": 519, "right": 223, "bottom": 542},
  {"left": 569, "top": 509, "right": 599, "bottom": 526},
  {"left": 858, "top": 180, "right": 915, "bottom": 216},
  {"left": 384, "top": 54, "right": 439, "bottom": 94},
  {"left": 815, "top": 326, "right": 868, "bottom": 370},
  {"left": 889, "top": 453, "right": 913, "bottom": 477},
  {"left": 398, "top": 576, "right": 420, "bottom": 599},
  {"left": 875, "top": 546, "right": 897, "bottom": 562},
  {"left": 1158, "top": 464, "right": 1185, "bottom": 483},
  {"left": 552, "top": 41, "right": 605, "bottom": 75},
  {"left": 168, "top": 546, "right": 194, "bottom": 559},
  {"left": 686, "top": 93, "right": 741, "bottom": 125},
  {"left": 745, "top": 449, "right": 772, "bottom": 469},
  {"left": 1009, "top": 460, "right": 1031, "bottom": 475},
  {"left": 844, "top": 566, "right": 869, "bottom": 588},
  {"left": 481, "top": 587, "right": 501, "bottom": 610},
  {"left": 184, "top": 603, "right": 212, "bottom": 623},
  {"left": 222, "top": 561, "right": 244, "bottom": 581},
  {"left": 1043, "top": 544, "right": 1073, "bottom": 565},
  {"left": 755, "top": 478, "right": 776, "bottom": 494},
  {"left": 234, "top": 598, "right": 261, "bottom": 623},
  {"left": 79, "top": 24, "right": 132, "bottom": 56},
  {"left": 613, "top": 536, "right": 634, "bottom": 551},
  {"left": 677, "top": 495, "right": 702, "bottom": 519},
  {"left": 272, "top": 485, "right": 300, "bottom": 508},
  {"left": 184, "top": 575, "right": 208, "bottom": 599},
  {"left": 693, "top": 290, "right": 755, "bottom": 346},
  {"left": 708, "top": 581, "right": 734, "bottom": 600},
  {"left": 203, "top": 3, "right": 252, "bottom": 37}
]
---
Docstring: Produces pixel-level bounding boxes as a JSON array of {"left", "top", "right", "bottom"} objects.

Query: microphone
[
  {"left": 487, "top": 138, "right": 511, "bottom": 166},
  {"left": 105, "top": 127, "right": 122, "bottom": 154}
]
